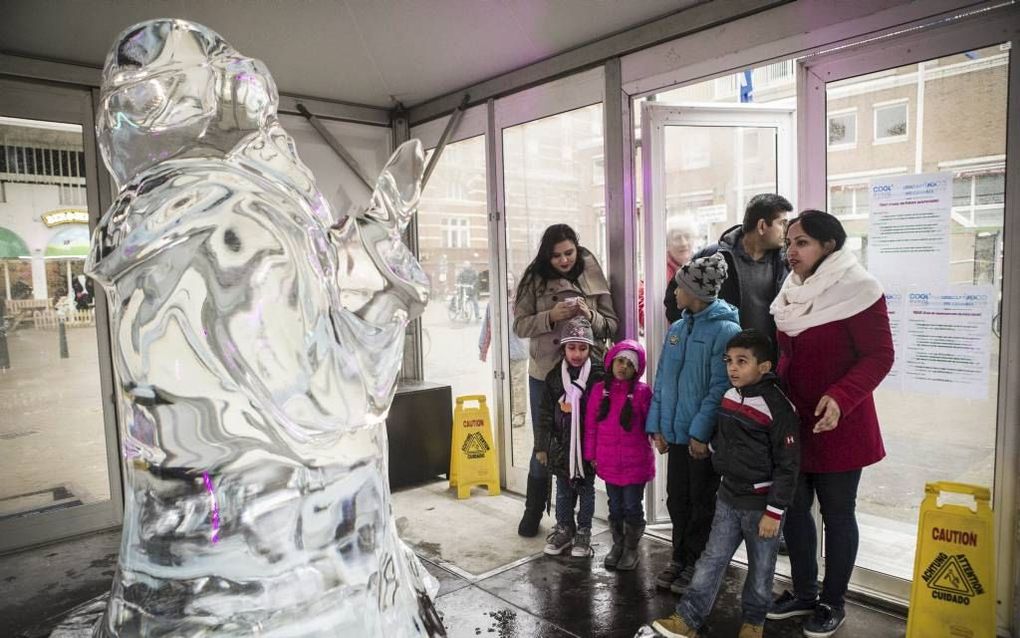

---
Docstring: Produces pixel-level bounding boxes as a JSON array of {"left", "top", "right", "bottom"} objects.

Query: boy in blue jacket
[{"left": 647, "top": 252, "right": 741, "bottom": 593}]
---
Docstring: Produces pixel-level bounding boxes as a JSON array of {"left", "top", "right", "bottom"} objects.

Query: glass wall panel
[
  {"left": 0, "top": 117, "right": 109, "bottom": 519},
  {"left": 502, "top": 103, "right": 606, "bottom": 479},
  {"left": 417, "top": 136, "right": 494, "bottom": 404},
  {"left": 825, "top": 43, "right": 1009, "bottom": 580}
]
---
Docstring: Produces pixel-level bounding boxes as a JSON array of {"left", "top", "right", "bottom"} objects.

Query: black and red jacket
[{"left": 710, "top": 373, "right": 800, "bottom": 521}]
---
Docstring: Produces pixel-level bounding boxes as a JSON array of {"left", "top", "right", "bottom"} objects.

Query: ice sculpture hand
[{"left": 86, "top": 19, "right": 443, "bottom": 637}]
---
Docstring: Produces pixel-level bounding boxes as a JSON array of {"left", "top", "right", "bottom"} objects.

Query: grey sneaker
[
  {"left": 570, "top": 527, "right": 592, "bottom": 557},
  {"left": 544, "top": 524, "right": 575, "bottom": 555}
]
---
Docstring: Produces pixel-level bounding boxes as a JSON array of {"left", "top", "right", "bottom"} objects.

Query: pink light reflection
[{"left": 202, "top": 471, "right": 221, "bottom": 544}]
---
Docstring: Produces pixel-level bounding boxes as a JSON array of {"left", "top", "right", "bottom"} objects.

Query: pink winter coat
[{"left": 583, "top": 340, "right": 656, "bottom": 486}]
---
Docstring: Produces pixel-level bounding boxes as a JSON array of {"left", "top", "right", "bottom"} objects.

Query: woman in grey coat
[{"left": 513, "top": 224, "right": 618, "bottom": 536}]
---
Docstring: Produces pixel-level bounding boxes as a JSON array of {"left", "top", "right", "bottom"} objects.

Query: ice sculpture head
[{"left": 97, "top": 19, "right": 277, "bottom": 187}]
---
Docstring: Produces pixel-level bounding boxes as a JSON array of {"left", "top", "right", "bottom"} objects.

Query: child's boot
[
  {"left": 603, "top": 520, "right": 625, "bottom": 569},
  {"left": 570, "top": 527, "right": 592, "bottom": 557},
  {"left": 543, "top": 523, "right": 575, "bottom": 555},
  {"left": 616, "top": 522, "right": 645, "bottom": 570}
]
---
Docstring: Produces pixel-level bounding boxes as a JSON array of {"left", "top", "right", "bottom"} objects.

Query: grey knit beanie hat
[{"left": 675, "top": 252, "right": 728, "bottom": 302}]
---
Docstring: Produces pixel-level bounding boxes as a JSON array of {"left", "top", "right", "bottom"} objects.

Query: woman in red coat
[{"left": 765, "top": 210, "right": 894, "bottom": 638}]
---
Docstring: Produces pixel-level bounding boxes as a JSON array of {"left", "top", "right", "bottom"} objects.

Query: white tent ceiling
[{"left": 1, "top": 0, "right": 706, "bottom": 109}]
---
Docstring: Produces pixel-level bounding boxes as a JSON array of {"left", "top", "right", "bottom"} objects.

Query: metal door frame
[{"left": 640, "top": 102, "right": 795, "bottom": 523}]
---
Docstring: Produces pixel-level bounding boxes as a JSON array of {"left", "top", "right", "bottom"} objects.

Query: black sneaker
[
  {"left": 669, "top": 564, "right": 696, "bottom": 594},
  {"left": 802, "top": 603, "right": 845, "bottom": 638},
  {"left": 655, "top": 561, "right": 684, "bottom": 589},
  {"left": 766, "top": 590, "right": 817, "bottom": 620}
]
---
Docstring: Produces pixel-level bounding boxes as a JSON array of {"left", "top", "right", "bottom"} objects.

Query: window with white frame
[
  {"left": 442, "top": 217, "right": 470, "bottom": 248},
  {"left": 944, "top": 159, "right": 1006, "bottom": 227},
  {"left": 874, "top": 100, "right": 908, "bottom": 142},
  {"left": 827, "top": 109, "right": 857, "bottom": 148},
  {"left": 828, "top": 183, "right": 870, "bottom": 219}
]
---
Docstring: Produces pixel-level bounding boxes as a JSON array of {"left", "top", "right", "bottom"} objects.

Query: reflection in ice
[{"left": 86, "top": 18, "right": 442, "bottom": 636}]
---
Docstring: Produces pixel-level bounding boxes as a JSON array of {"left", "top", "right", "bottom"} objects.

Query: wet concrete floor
[{"left": 1, "top": 527, "right": 906, "bottom": 637}]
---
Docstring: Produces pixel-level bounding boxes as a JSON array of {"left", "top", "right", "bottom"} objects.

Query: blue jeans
[
  {"left": 606, "top": 482, "right": 646, "bottom": 526},
  {"left": 555, "top": 474, "right": 595, "bottom": 530},
  {"left": 784, "top": 469, "right": 862, "bottom": 609},
  {"left": 528, "top": 375, "right": 549, "bottom": 480},
  {"left": 676, "top": 498, "right": 782, "bottom": 627}
]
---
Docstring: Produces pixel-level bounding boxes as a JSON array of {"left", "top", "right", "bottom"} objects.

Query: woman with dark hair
[
  {"left": 513, "top": 224, "right": 618, "bottom": 537},
  {"left": 765, "top": 210, "right": 894, "bottom": 638}
]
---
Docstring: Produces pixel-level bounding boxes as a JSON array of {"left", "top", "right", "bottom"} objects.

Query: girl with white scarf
[
  {"left": 534, "top": 316, "right": 605, "bottom": 559},
  {"left": 766, "top": 210, "right": 894, "bottom": 638}
]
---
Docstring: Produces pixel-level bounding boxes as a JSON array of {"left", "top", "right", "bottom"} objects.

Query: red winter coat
[
  {"left": 776, "top": 297, "right": 894, "bottom": 474},
  {"left": 583, "top": 340, "right": 656, "bottom": 486}
]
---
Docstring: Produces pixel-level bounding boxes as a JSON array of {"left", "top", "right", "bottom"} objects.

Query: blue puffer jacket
[{"left": 646, "top": 299, "right": 741, "bottom": 444}]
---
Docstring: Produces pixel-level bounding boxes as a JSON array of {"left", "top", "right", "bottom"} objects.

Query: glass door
[
  {"left": 494, "top": 68, "right": 607, "bottom": 497},
  {"left": 641, "top": 103, "right": 795, "bottom": 522},
  {"left": 800, "top": 12, "right": 1016, "bottom": 624},
  {"left": 0, "top": 79, "right": 121, "bottom": 552}
]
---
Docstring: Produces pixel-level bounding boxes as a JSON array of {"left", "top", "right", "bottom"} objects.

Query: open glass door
[
  {"left": 800, "top": 11, "right": 1016, "bottom": 625},
  {"left": 640, "top": 103, "right": 795, "bottom": 524},
  {"left": 0, "top": 79, "right": 121, "bottom": 552}
]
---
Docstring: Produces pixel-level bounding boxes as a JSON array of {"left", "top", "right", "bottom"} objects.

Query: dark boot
[
  {"left": 616, "top": 522, "right": 645, "bottom": 571},
  {"left": 517, "top": 475, "right": 548, "bottom": 537},
  {"left": 603, "top": 520, "right": 625, "bottom": 569}
]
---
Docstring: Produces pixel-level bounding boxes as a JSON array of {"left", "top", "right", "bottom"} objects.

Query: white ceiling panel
[{"left": 0, "top": 0, "right": 705, "bottom": 108}]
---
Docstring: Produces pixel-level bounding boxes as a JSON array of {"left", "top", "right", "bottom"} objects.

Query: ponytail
[
  {"left": 596, "top": 384, "right": 611, "bottom": 422},
  {"left": 619, "top": 380, "right": 635, "bottom": 431}
]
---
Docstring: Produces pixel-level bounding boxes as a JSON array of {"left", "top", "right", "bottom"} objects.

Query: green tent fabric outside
[
  {"left": 0, "top": 227, "right": 30, "bottom": 259},
  {"left": 44, "top": 225, "right": 90, "bottom": 258}
]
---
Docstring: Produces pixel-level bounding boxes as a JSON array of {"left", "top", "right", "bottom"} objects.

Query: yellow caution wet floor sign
[
  {"left": 448, "top": 395, "right": 500, "bottom": 499},
  {"left": 907, "top": 482, "right": 995, "bottom": 638}
]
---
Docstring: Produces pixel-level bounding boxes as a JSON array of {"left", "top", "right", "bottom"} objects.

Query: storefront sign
[{"left": 41, "top": 209, "right": 89, "bottom": 227}]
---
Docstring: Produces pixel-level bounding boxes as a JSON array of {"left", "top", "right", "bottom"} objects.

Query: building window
[
  {"left": 874, "top": 101, "right": 908, "bottom": 142},
  {"left": 948, "top": 162, "right": 1006, "bottom": 227},
  {"left": 828, "top": 183, "right": 870, "bottom": 219},
  {"left": 442, "top": 217, "right": 470, "bottom": 249},
  {"left": 827, "top": 110, "right": 857, "bottom": 148}
]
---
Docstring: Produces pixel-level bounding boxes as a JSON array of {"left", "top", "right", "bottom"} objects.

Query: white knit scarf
[
  {"left": 770, "top": 248, "right": 884, "bottom": 337},
  {"left": 560, "top": 358, "right": 592, "bottom": 479}
]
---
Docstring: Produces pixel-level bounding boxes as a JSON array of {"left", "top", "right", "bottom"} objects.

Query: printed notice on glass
[
  {"left": 880, "top": 292, "right": 905, "bottom": 392},
  {"left": 868, "top": 172, "right": 952, "bottom": 289},
  {"left": 902, "top": 287, "right": 994, "bottom": 399}
]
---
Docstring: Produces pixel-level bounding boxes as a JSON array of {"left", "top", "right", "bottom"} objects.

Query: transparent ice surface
[{"left": 86, "top": 19, "right": 442, "bottom": 637}]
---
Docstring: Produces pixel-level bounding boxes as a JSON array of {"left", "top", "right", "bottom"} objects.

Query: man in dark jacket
[{"left": 664, "top": 194, "right": 792, "bottom": 339}]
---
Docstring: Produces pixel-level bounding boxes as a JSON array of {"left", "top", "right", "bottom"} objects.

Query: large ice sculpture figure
[{"left": 86, "top": 19, "right": 444, "bottom": 637}]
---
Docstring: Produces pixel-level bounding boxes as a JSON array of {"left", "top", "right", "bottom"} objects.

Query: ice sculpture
[{"left": 86, "top": 19, "right": 443, "bottom": 637}]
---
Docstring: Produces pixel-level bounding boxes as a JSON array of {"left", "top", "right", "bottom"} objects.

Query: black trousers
[
  {"left": 666, "top": 443, "right": 720, "bottom": 566},
  {"left": 784, "top": 469, "right": 863, "bottom": 609}
]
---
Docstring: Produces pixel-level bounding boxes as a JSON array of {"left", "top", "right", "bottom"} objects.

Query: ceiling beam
[{"left": 406, "top": 0, "right": 791, "bottom": 127}]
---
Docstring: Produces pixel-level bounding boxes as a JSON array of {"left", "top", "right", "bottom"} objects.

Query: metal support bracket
[
  {"left": 295, "top": 103, "right": 375, "bottom": 193},
  {"left": 421, "top": 93, "right": 470, "bottom": 189}
]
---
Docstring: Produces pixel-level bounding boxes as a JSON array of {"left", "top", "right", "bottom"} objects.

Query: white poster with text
[
  {"left": 868, "top": 172, "right": 952, "bottom": 289},
  {"left": 902, "top": 287, "right": 995, "bottom": 400}
]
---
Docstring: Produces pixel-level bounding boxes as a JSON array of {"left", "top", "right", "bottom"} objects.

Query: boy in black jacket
[
  {"left": 653, "top": 330, "right": 799, "bottom": 638},
  {"left": 536, "top": 316, "right": 605, "bottom": 558}
]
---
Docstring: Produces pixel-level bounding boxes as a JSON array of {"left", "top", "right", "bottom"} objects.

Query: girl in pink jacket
[{"left": 584, "top": 339, "right": 655, "bottom": 571}]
